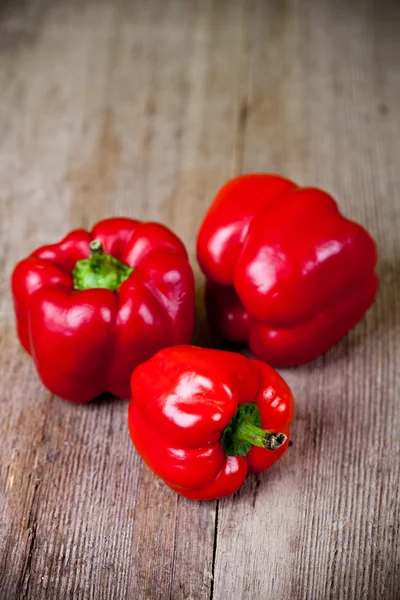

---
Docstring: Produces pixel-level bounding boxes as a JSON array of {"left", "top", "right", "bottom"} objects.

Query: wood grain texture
[{"left": 0, "top": 0, "right": 399, "bottom": 599}]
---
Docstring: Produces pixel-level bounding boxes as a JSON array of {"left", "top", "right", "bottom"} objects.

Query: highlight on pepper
[{"left": 197, "top": 174, "right": 378, "bottom": 366}]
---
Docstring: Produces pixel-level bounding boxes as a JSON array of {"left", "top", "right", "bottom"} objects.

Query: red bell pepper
[
  {"left": 128, "top": 346, "right": 294, "bottom": 500},
  {"left": 197, "top": 174, "right": 378, "bottom": 366},
  {"left": 12, "top": 218, "right": 195, "bottom": 402}
]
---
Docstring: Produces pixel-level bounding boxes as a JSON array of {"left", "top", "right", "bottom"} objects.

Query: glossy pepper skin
[
  {"left": 128, "top": 346, "right": 294, "bottom": 500},
  {"left": 12, "top": 218, "right": 195, "bottom": 402},
  {"left": 197, "top": 174, "right": 378, "bottom": 366}
]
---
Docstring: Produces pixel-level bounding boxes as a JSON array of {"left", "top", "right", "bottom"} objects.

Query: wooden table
[{"left": 1, "top": 1, "right": 399, "bottom": 598}]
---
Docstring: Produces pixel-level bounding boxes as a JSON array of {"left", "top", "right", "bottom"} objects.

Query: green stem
[
  {"left": 72, "top": 239, "right": 133, "bottom": 291},
  {"left": 235, "top": 421, "right": 287, "bottom": 451},
  {"left": 89, "top": 239, "right": 104, "bottom": 256},
  {"left": 221, "top": 402, "right": 287, "bottom": 457}
]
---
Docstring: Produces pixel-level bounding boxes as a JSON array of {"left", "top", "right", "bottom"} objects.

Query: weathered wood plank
[
  {"left": 0, "top": 0, "right": 245, "bottom": 598},
  {"left": 212, "top": 1, "right": 400, "bottom": 599}
]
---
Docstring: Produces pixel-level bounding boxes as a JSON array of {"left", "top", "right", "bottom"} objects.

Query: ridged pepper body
[
  {"left": 129, "top": 346, "right": 294, "bottom": 500},
  {"left": 197, "top": 174, "right": 378, "bottom": 366},
  {"left": 12, "top": 218, "right": 195, "bottom": 402}
]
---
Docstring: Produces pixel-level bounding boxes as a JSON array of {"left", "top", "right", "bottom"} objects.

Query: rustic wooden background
[{"left": 0, "top": 0, "right": 399, "bottom": 598}]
